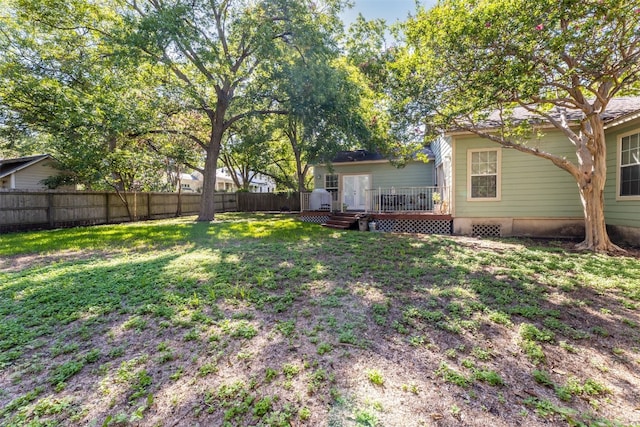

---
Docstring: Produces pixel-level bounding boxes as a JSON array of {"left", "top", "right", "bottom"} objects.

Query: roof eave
[
  {"left": 0, "top": 154, "right": 52, "bottom": 179},
  {"left": 445, "top": 122, "right": 562, "bottom": 137},
  {"left": 316, "top": 156, "right": 435, "bottom": 168},
  {"left": 604, "top": 111, "right": 640, "bottom": 130}
]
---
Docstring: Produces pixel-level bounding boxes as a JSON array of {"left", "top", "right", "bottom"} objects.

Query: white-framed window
[
  {"left": 467, "top": 149, "right": 501, "bottom": 200},
  {"left": 619, "top": 131, "right": 640, "bottom": 198},
  {"left": 325, "top": 174, "right": 339, "bottom": 201}
]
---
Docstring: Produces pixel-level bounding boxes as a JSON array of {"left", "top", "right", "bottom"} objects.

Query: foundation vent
[{"left": 472, "top": 224, "right": 502, "bottom": 237}]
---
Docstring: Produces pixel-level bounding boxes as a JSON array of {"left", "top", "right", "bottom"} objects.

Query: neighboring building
[
  {"left": 0, "top": 154, "right": 70, "bottom": 190},
  {"left": 177, "top": 169, "right": 276, "bottom": 193},
  {"left": 216, "top": 168, "right": 276, "bottom": 193},
  {"left": 311, "top": 149, "right": 439, "bottom": 211},
  {"left": 443, "top": 96, "right": 640, "bottom": 246},
  {"left": 178, "top": 172, "right": 203, "bottom": 193}
]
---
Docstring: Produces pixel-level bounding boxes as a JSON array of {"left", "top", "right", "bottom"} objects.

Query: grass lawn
[{"left": 0, "top": 213, "right": 639, "bottom": 426}]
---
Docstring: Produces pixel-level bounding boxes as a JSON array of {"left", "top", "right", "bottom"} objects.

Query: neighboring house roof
[
  {"left": 330, "top": 148, "right": 435, "bottom": 163},
  {"left": 466, "top": 96, "right": 640, "bottom": 130},
  {"left": 0, "top": 154, "right": 52, "bottom": 179},
  {"left": 216, "top": 168, "right": 274, "bottom": 187},
  {"left": 179, "top": 173, "right": 201, "bottom": 182}
]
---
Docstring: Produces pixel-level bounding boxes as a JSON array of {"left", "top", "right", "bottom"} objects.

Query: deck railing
[
  {"left": 301, "top": 186, "right": 449, "bottom": 214},
  {"left": 366, "top": 186, "right": 448, "bottom": 213},
  {"left": 300, "top": 190, "right": 343, "bottom": 212},
  {"left": 300, "top": 192, "right": 311, "bottom": 211}
]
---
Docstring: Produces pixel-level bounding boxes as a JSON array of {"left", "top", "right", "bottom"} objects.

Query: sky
[{"left": 340, "top": 0, "right": 438, "bottom": 26}]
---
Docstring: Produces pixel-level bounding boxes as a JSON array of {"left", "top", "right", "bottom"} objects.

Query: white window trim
[
  {"left": 467, "top": 148, "right": 501, "bottom": 202},
  {"left": 324, "top": 173, "right": 339, "bottom": 190},
  {"left": 616, "top": 129, "right": 640, "bottom": 201},
  {"left": 324, "top": 173, "right": 339, "bottom": 202}
]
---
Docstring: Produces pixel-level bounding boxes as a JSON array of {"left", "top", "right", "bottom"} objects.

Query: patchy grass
[{"left": 0, "top": 214, "right": 639, "bottom": 426}]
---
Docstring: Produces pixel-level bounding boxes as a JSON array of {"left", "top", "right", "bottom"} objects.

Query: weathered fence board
[
  {"left": 237, "top": 192, "right": 300, "bottom": 212},
  {"left": 0, "top": 191, "right": 291, "bottom": 233},
  {"left": 0, "top": 191, "right": 207, "bottom": 232}
]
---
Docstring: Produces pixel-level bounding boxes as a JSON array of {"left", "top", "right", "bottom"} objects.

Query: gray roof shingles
[
  {"left": 475, "top": 96, "right": 640, "bottom": 129},
  {"left": 331, "top": 147, "right": 434, "bottom": 163}
]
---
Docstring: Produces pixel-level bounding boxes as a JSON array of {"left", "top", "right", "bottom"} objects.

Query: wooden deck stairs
[{"left": 321, "top": 212, "right": 360, "bottom": 230}]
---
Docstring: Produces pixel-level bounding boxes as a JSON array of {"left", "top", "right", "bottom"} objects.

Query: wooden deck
[{"left": 300, "top": 210, "right": 453, "bottom": 235}]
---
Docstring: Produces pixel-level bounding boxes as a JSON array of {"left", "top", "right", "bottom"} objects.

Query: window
[
  {"left": 325, "top": 174, "right": 339, "bottom": 201},
  {"left": 468, "top": 149, "right": 500, "bottom": 200},
  {"left": 620, "top": 131, "right": 640, "bottom": 197}
]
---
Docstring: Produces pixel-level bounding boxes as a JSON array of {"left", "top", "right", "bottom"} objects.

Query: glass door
[{"left": 342, "top": 175, "right": 370, "bottom": 210}]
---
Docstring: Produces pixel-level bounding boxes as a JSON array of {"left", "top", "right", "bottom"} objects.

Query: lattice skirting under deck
[
  {"left": 391, "top": 219, "right": 452, "bottom": 235},
  {"left": 299, "top": 215, "right": 330, "bottom": 224},
  {"left": 299, "top": 215, "right": 452, "bottom": 235}
]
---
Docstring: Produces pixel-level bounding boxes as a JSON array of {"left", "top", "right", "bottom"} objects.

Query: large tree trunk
[
  {"left": 198, "top": 92, "right": 229, "bottom": 221},
  {"left": 577, "top": 175, "right": 617, "bottom": 251},
  {"left": 198, "top": 129, "right": 223, "bottom": 221},
  {"left": 574, "top": 117, "right": 621, "bottom": 252}
]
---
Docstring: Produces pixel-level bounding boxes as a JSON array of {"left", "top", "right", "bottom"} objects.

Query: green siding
[
  {"left": 313, "top": 160, "right": 434, "bottom": 190},
  {"left": 454, "top": 133, "right": 583, "bottom": 218},
  {"left": 605, "top": 118, "right": 640, "bottom": 228}
]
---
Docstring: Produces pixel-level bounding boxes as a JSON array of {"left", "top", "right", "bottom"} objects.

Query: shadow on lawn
[
  {"left": 0, "top": 219, "right": 638, "bottom": 426},
  {"left": 150, "top": 231, "right": 639, "bottom": 426}
]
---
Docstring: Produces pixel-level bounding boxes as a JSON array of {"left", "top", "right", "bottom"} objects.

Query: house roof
[
  {"left": 180, "top": 173, "right": 201, "bottom": 181},
  {"left": 331, "top": 148, "right": 435, "bottom": 163},
  {"left": 0, "top": 154, "right": 52, "bottom": 179},
  {"left": 216, "top": 168, "right": 274, "bottom": 186},
  {"left": 468, "top": 96, "right": 640, "bottom": 130},
  {"left": 331, "top": 150, "right": 386, "bottom": 162}
]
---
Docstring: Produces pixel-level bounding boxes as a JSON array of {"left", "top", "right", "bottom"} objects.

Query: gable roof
[
  {"left": 0, "top": 154, "right": 52, "bottom": 179},
  {"left": 330, "top": 148, "right": 435, "bottom": 163},
  {"left": 467, "top": 96, "right": 640, "bottom": 131}
]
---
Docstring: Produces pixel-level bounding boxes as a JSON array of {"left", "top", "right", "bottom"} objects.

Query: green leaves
[{"left": 402, "top": 0, "right": 640, "bottom": 125}]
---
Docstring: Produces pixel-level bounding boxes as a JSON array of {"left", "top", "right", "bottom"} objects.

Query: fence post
[
  {"left": 47, "top": 192, "right": 55, "bottom": 228},
  {"left": 147, "top": 193, "right": 152, "bottom": 219},
  {"left": 105, "top": 193, "right": 110, "bottom": 223}
]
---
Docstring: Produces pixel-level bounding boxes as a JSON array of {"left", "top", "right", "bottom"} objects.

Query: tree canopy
[{"left": 1, "top": 0, "right": 397, "bottom": 219}]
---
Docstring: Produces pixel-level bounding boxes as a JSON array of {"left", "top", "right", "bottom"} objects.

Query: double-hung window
[
  {"left": 468, "top": 149, "right": 501, "bottom": 200},
  {"left": 620, "top": 131, "right": 640, "bottom": 197},
  {"left": 325, "top": 174, "right": 339, "bottom": 201}
]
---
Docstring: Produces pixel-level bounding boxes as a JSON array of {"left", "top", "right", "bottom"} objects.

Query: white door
[{"left": 342, "top": 175, "right": 370, "bottom": 210}]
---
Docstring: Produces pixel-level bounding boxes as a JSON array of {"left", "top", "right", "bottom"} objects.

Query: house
[
  {"left": 0, "top": 154, "right": 70, "bottom": 190},
  {"left": 178, "top": 172, "right": 203, "bottom": 193},
  {"left": 178, "top": 169, "right": 276, "bottom": 193},
  {"left": 442, "top": 96, "right": 640, "bottom": 247},
  {"left": 299, "top": 148, "right": 453, "bottom": 233},
  {"left": 309, "top": 149, "right": 440, "bottom": 211},
  {"left": 216, "top": 168, "right": 276, "bottom": 193}
]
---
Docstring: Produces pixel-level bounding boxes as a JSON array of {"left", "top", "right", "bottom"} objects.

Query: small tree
[{"left": 402, "top": 0, "right": 640, "bottom": 252}]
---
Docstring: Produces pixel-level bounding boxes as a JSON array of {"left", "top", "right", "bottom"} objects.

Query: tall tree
[
  {"left": 271, "top": 53, "right": 384, "bottom": 192},
  {"left": 220, "top": 116, "right": 274, "bottom": 192},
  {"left": 402, "top": 0, "right": 640, "bottom": 252},
  {"left": 345, "top": 15, "right": 422, "bottom": 163},
  {"left": 118, "top": 0, "right": 350, "bottom": 220},
  {"left": 0, "top": 0, "right": 168, "bottom": 191}
]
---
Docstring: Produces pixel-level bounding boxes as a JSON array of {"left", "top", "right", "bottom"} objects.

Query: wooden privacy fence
[
  {"left": 237, "top": 192, "right": 300, "bottom": 212},
  {"left": 0, "top": 191, "right": 234, "bottom": 233},
  {"left": 0, "top": 191, "right": 299, "bottom": 233}
]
